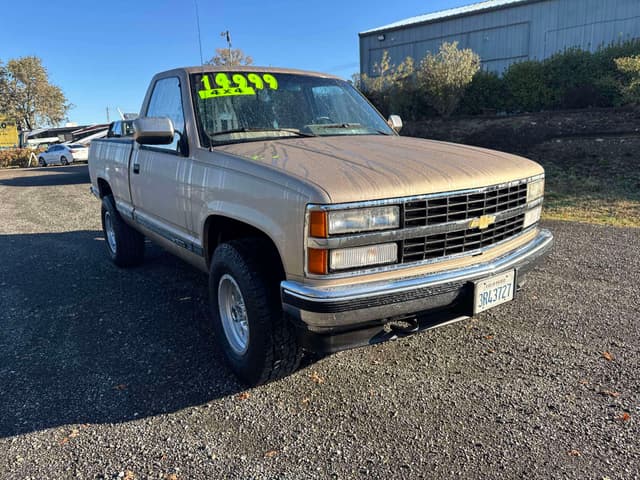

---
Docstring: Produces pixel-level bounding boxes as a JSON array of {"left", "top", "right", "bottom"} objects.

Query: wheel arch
[
  {"left": 96, "top": 178, "right": 113, "bottom": 198},
  {"left": 203, "top": 215, "right": 286, "bottom": 281}
]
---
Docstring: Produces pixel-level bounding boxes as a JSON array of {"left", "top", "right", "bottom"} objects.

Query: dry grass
[
  {"left": 543, "top": 198, "right": 640, "bottom": 227},
  {"left": 529, "top": 136, "right": 640, "bottom": 228}
]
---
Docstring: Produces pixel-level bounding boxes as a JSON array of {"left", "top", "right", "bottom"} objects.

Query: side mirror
[
  {"left": 388, "top": 115, "right": 403, "bottom": 133},
  {"left": 133, "top": 117, "right": 175, "bottom": 145}
]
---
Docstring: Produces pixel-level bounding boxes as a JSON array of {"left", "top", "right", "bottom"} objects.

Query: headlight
[
  {"left": 523, "top": 206, "right": 542, "bottom": 228},
  {"left": 527, "top": 178, "right": 545, "bottom": 203},
  {"left": 328, "top": 206, "right": 399, "bottom": 235},
  {"left": 330, "top": 243, "right": 397, "bottom": 271}
]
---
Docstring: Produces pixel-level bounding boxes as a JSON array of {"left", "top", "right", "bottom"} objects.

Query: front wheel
[
  {"left": 209, "top": 239, "right": 301, "bottom": 386},
  {"left": 101, "top": 195, "right": 145, "bottom": 267},
  {"left": 38, "top": 157, "right": 47, "bottom": 167}
]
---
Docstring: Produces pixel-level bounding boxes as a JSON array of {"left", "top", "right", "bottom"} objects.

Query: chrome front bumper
[{"left": 282, "top": 228, "right": 553, "bottom": 331}]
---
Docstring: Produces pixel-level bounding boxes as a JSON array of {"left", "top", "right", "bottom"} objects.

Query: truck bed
[{"left": 88, "top": 138, "right": 134, "bottom": 205}]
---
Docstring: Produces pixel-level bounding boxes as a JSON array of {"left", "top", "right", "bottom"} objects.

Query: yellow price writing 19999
[{"left": 199, "top": 73, "right": 279, "bottom": 99}]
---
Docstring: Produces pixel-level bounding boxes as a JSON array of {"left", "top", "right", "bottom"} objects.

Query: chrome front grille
[
  {"left": 306, "top": 177, "right": 538, "bottom": 277},
  {"left": 404, "top": 182, "right": 528, "bottom": 228},
  {"left": 400, "top": 213, "right": 526, "bottom": 263}
]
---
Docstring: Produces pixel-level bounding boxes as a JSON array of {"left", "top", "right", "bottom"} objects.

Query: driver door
[{"left": 129, "top": 76, "right": 191, "bottom": 242}]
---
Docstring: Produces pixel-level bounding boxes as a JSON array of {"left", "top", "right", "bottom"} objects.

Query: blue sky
[{"left": 1, "top": 0, "right": 470, "bottom": 125}]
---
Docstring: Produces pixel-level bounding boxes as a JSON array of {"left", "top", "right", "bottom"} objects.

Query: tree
[
  {"left": 207, "top": 48, "right": 253, "bottom": 66},
  {"left": 0, "top": 56, "right": 70, "bottom": 130},
  {"left": 417, "top": 42, "right": 480, "bottom": 117},
  {"left": 355, "top": 51, "right": 415, "bottom": 117}
]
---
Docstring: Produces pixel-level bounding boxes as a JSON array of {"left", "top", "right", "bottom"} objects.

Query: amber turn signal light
[
  {"left": 309, "top": 211, "right": 327, "bottom": 238},
  {"left": 307, "top": 248, "right": 328, "bottom": 275}
]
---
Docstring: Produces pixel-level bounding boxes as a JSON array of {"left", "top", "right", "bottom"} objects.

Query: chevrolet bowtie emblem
[{"left": 469, "top": 215, "right": 497, "bottom": 230}]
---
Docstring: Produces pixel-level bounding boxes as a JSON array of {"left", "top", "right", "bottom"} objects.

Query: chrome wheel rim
[
  {"left": 218, "top": 274, "right": 249, "bottom": 355},
  {"left": 104, "top": 211, "right": 117, "bottom": 254}
]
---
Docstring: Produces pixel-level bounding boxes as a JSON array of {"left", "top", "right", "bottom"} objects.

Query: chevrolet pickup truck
[{"left": 89, "top": 66, "right": 553, "bottom": 386}]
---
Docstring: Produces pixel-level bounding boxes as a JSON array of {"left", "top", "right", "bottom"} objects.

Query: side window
[{"left": 145, "top": 77, "right": 186, "bottom": 153}]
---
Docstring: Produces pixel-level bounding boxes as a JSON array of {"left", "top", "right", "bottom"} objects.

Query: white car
[{"left": 38, "top": 144, "right": 89, "bottom": 166}]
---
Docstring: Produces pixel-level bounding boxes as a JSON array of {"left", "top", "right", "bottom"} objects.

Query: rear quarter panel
[{"left": 89, "top": 139, "right": 134, "bottom": 204}]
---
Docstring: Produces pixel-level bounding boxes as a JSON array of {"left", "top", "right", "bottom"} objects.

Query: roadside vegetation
[
  {"left": 0, "top": 148, "right": 43, "bottom": 169},
  {"left": 356, "top": 40, "right": 640, "bottom": 120}
]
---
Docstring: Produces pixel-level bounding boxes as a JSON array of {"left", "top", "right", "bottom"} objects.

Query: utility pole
[{"left": 221, "top": 30, "right": 232, "bottom": 62}]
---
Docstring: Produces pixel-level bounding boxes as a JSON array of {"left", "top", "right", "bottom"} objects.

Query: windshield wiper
[
  {"left": 312, "top": 123, "right": 392, "bottom": 136},
  {"left": 314, "top": 123, "right": 363, "bottom": 129},
  {"left": 210, "top": 127, "right": 316, "bottom": 138},
  {"left": 207, "top": 127, "right": 316, "bottom": 148}
]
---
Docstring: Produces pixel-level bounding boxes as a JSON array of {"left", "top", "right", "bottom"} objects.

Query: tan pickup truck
[{"left": 89, "top": 66, "right": 553, "bottom": 385}]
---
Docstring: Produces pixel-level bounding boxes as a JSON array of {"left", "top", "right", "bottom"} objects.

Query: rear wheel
[
  {"left": 209, "top": 239, "right": 301, "bottom": 386},
  {"left": 60, "top": 156, "right": 69, "bottom": 165},
  {"left": 101, "top": 195, "right": 145, "bottom": 267},
  {"left": 38, "top": 157, "right": 47, "bottom": 167}
]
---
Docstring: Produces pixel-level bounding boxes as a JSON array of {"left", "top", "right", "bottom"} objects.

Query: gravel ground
[{"left": 1, "top": 165, "right": 639, "bottom": 479}]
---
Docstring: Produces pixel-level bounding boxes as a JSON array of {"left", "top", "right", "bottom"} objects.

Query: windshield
[{"left": 190, "top": 71, "right": 394, "bottom": 146}]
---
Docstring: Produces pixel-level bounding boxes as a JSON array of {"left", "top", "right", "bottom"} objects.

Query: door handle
[{"left": 133, "top": 163, "right": 140, "bottom": 174}]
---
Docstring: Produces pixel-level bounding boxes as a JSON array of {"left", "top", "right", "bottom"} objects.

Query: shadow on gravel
[
  {"left": 0, "top": 165, "right": 89, "bottom": 188},
  {"left": 0, "top": 229, "right": 244, "bottom": 438}
]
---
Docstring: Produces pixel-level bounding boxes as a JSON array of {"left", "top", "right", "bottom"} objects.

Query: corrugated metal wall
[{"left": 359, "top": 0, "right": 640, "bottom": 75}]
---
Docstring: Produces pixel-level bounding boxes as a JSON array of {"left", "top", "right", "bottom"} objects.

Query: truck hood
[{"left": 216, "top": 135, "right": 544, "bottom": 204}]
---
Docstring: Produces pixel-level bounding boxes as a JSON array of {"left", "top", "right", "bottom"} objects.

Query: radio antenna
[{"left": 194, "top": 0, "right": 204, "bottom": 65}]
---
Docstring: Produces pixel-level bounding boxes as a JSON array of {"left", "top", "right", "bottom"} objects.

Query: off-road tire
[
  {"left": 209, "top": 239, "right": 302, "bottom": 386},
  {"left": 101, "top": 195, "right": 145, "bottom": 267}
]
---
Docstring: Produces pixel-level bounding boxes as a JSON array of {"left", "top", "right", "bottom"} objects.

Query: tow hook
[{"left": 386, "top": 315, "right": 419, "bottom": 336}]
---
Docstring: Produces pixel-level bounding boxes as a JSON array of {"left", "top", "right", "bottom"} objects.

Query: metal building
[{"left": 359, "top": 0, "right": 640, "bottom": 75}]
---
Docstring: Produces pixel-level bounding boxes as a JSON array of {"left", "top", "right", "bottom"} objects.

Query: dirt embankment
[{"left": 404, "top": 107, "right": 640, "bottom": 154}]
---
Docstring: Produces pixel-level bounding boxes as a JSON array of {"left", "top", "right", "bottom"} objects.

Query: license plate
[{"left": 473, "top": 270, "right": 515, "bottom": 314}]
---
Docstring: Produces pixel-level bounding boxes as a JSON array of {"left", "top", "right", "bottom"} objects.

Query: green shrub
[
  {"left": 562, "top": 75, "right": 623, "bottom": 108},
  {"left": 417, "top": 42, "right": 481, "bottom": 117},
  {"left": 544, "top": 48, "right": 595, "bottom": 107},
  {"left": 503, "top": 61, "right": 554, "bottom": 112},
  {"left": 593, "top": 39, "right": 640, "bottom": 75},
  {"left": 458, "top": 70, "right": 506, "bottom": 115},
  {"left": 547, "top": 49, "right": 609, "bottom": 107}
]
